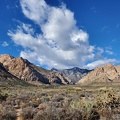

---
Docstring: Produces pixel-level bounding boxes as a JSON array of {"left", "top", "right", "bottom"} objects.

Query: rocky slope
[
  {"left": 0, "top": 62, "right": 15, "bottom": 80},
  {"left": 0, "top": 62, "right": 28, "bottom": 86},
  {"left": 51, "top": 67, "right": 91, "bottom": 83},
  {"left": 0, "top": 54, "right": 72, "bottom": 85},
  {"left": 77, "top": 64, "right": 120, "bottom": 85}
]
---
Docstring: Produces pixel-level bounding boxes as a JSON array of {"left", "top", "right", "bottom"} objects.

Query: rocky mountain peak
[
  {"left": 0, "top": 54, "right": 14, "bottom": 63},
  {"left": 51, "top": 67, "right": 91, "bottom": 83},
  {"left": 0, "top": 54, "right": 14, "bottom": 58},
  {"left": 77, "top": 64, "right": 120, "bottom": 85},
  {"left": 51, "top": 68, "right": 58, "bottom": 72}
]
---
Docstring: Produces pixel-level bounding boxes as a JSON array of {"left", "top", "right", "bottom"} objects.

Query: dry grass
[{"left": 0, "top": 84, "right": 119, "bottom": 120}]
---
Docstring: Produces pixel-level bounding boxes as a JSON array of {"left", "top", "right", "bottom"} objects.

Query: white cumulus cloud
[
  {"left": 8, "top": 0, "right": 117, "bottom": 69},
  {"left": 84, "top": 59, "right": 118, "bottom": 69}
]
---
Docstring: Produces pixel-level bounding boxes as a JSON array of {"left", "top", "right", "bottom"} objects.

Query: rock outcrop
[
  {"left": 0, "top": 62, "right": 28, "bottom": 86},
  {"left": 51, "top": 67, "right": 91, "bottom": 83},
  {"left": 0, "top": 54, "right": 72, "bottom": 85},
  {"left": 0, "top": 62, "right": 14, "bottom": 80},
  {"left": 77, "top": 64, "right": 120, "bottom": 85}
]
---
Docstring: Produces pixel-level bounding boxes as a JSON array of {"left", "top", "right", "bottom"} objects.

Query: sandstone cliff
[
  {"left": 0, "top": 62, "right": 14, "bottom": 80},
  {"left": 0, "top": 62, "right": 29, "bottom": 86},
  {"left": 0, "top": 54, "right": 72, "bottom": 85},
  {"left": 77, "top": 64, "right": 120, "bottom": 85}
]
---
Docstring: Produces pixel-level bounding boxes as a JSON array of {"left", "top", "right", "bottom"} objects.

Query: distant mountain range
[
  {"left": 0, "top": 54, "right": 120, "bottom": 86},
  {"left": 51, "top": 67, "right": 91, "bottom": 83}
]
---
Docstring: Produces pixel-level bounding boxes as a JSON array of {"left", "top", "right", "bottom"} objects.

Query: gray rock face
[{"left": 51, "top": 67, "right": 91, "bottom": 83}]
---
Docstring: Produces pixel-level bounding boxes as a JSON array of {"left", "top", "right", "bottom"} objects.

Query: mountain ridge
[
  {"left": 1, "top": 54, "right": 120, "bottom": 86},
  {"left": 51, "top": 67, "right": 91, "bottom": 83},
  {"left": 77, "top": 63, "right": 120, "bottom": 85},
  {"left": 0, "top": 61, "right": 30, "bottom": 86},
  {"left": 0, "top": 54, "right": 72, "bottom": 85}
]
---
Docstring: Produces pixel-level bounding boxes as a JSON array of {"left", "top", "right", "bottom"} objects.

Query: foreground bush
[{"left": 0, "top": 106, "right": 17, "bottom": 120}]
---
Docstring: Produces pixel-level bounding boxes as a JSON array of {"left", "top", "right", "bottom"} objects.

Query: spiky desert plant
[{"left": 70, "top": 99, "right": 96, "bottom": 119}]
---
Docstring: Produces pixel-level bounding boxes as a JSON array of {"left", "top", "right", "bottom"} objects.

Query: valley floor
[{"left": 0, "top": 84, "right": 120, "bottom": 120}]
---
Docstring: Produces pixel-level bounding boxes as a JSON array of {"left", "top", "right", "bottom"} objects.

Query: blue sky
[{"left": 1, "top": 0, "right": 120, "bottom": 69}]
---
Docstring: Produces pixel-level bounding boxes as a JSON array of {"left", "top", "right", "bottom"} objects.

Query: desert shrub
[
  {"left": 33, "top": 107, "right": 82, "bottom": 120},
  {"left": 41, "top": 96, "right": 50, "bottom": 102},
  {"left": 0, "top": 93, "right": 8, "bottom": 102},
  {"left": 93, "top": 89, "right": 120, "bottom": 119},
  {"left": 0, "top": 106, "right": 17, "bottom": 120},
  {"left": 33, "top": 110, "right": 51, "bottom": 120},
  {"left": 21, "top": 106, "right": 38, "bottom": 119},
  {"left": 88, "top": 109, "right": 100, "bottom": 120},
  {"left": 62, "top": 98, "right": 72, "bottom": 107},
  {"left": 52, "top": 94, "right": 65, "bottom": 102},
  {"left": 28, "top": 101, "right": 40, "bottom": 108}
]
